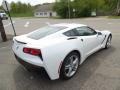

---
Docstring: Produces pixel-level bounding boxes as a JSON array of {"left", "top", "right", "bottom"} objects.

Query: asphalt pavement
[{"left": 0, "top": 17, "right": 120, "bottom": 90}]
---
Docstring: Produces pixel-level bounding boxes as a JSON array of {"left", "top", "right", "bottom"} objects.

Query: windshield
[{"left": 27, "top": 26, "right": 67, "bottom": 40}]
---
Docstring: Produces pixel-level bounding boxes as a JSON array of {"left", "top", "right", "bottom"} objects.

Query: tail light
[{"left": 23, "top": 47, "right": 41, "bottom": 56}]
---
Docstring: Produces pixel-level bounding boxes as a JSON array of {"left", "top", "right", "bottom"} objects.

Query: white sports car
[{"left": 12, "top": 23, "right": 112, "bottom": 80}]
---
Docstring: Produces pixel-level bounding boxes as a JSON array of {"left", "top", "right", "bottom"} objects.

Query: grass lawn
[
  {"left": 10, "top": 13, "right": 33, "bottom": 17},
  {"left": 108, "top": 16, "right": 120, "bottom": 19}
]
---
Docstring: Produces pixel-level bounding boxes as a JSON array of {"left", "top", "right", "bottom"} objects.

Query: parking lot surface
[{"left": 0, "top": 17, "right": 120, "bottom": 90}]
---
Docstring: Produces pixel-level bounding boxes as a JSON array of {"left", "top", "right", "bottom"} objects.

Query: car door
[{"left": 76, "top": 26, "right": 99, "bottom": 56}]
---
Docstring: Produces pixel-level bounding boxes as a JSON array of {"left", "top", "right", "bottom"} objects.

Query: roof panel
[{"left": 35, "top": 3, "right": 54, "bottom": 12}]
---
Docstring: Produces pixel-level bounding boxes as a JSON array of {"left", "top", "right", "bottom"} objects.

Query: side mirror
[{"left": 98, "top": 32, "right": 102, "bottom": 35}]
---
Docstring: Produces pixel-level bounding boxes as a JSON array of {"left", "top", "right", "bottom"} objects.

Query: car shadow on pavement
[{"left": 13, "top": 46, "right": 116, "bottom": 90}]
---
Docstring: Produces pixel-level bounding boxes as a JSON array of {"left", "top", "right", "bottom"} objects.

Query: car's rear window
[{"left": 27, "top": 26, "right": 67, "bottom": 40}]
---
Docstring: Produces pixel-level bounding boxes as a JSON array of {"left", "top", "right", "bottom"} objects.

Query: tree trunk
[
  {"left": 116, "top": 0, "right": 120, "bottom": 16},
  {"left": 0, "top": 16, "right": 7, "bottom": 42}
]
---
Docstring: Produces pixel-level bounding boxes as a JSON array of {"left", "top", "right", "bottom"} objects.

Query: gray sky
[{"left": 0, "top": 0, "right": 55, "bottom": 6}]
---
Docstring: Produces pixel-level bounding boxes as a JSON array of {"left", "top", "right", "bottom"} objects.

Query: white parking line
[
  {"left": 4, "top": 21, "right": 15, "bottom": 28},
  {"left": 108, "top": 23, "right": 112, "bottom": 24},
  {"left": 0, "top": 46, "right": 7, "bottom": 50},
  {"left": 4, "top": 23, "right": 11, "bottom": 27},
  {"left": 45, "top": 22, "right": 51, "bottom": 25},
  {"left": 24, "top": 21, "right": 30, "bottom": 27}
]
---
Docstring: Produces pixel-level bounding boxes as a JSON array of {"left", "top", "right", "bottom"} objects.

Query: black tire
[
  {"left": 60, "top": 52, "right": 80, "bottom": 80},
  {"left": 105, "top": 35, "right": 112, "bottom": 49}
]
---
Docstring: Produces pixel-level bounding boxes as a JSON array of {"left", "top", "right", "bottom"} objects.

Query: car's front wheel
[
  {"left": 60, "top": 52, "right": 80, "bottom": 80},
  {"left": 105, "top": 35, "right": 112, "bottom": 49}
]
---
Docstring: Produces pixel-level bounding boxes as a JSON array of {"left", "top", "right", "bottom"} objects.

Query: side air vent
[{"left": 67, "top": 37, "right": 77, "bottom": 40}]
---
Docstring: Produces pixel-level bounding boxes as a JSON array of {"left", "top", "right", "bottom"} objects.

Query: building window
[
  {"left": 36, "top": 12, "right": 39, "bottom": 15},
  {"left": 40, "top": 13, "right": 43, "bottom": 15},
  {"left": 44, "top": 12, "right": 47, "bottom": 15}
]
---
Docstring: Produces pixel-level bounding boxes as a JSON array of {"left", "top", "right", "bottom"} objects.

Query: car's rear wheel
[
  {"left": 60, "top": 52, "right": 80, "bottom": 80},
  {"left": 105, "top": 35, "right": 112, "bottom": 49}
]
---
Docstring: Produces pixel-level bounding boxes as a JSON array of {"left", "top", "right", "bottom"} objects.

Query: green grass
[
  {"left": 108, "top": 16, "right": 120, "bottom": 19},
  {"left": 10, "top": 13, "right": 33, "bottom": 17}
]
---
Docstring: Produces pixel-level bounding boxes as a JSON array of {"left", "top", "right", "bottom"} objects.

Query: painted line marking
[
  {"left": 45, "top": 22, "right": 51, "bottom": 25},
  {"left": 108, "top": 23, "right": 112, "bottom": 24},
  {"left": 4, "top": 23, "right": 11, "bottom": 27},
  {"left": 24, "top": 21, "right": 30, "bottom": 27},
  {"left": 0, "top": 46, "right": 7, "bottom": 50},
  {"left": 4, "top": 21, "right": 15, "bottom": 28}
]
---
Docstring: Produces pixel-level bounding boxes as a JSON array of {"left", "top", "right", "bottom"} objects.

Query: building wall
[
  {"left": 34, "top": 12, "right": 57, "bottom": 17},
  {"left": 52, "top": 12, "right": 57, "bottom": 17}
]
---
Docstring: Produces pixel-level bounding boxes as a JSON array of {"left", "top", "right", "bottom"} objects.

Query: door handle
[{"left": 81, "top": 39, "right": 84, "bottom": 42}]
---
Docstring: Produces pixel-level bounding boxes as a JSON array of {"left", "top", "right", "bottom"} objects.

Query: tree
[
  {"left": 53, "top": 0, "right": 74, "bottom": 18},
  {"left": 0, "top": 6, "right": 3, "bottom": 9},
  {"left": 116, "top": 0, "right": 120, "bottom": 15},
  {"left": 53, "top": 0, "right": 106, "bottom": 18},
  {"left": 73, "top": 0, "right": 91, "bottom": 17},
  {"left": 11, "top": 1, "right": 17, "bottom": 13},
  {"left": 104, "top": 0, "right": 120, "bottom": 15},
  {"left": 10, "top": 1, "right": 33, "bottom": 17}
]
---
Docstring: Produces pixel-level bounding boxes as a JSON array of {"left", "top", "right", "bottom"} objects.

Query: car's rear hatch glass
[{"left": 27, "top": 26, "right": 67, "bottom": 40}]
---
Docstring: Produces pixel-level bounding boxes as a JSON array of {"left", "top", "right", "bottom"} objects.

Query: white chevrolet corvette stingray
[{"left": 12, "top": 23, "right": 112, "bottom": 80}]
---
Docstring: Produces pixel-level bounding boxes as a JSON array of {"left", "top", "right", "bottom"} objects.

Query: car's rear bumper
[
  {"left": 14, "top": 54, "right": 43, "bottom": 70},
  {"left": 14, "top": 53, "right": 60, "bottom": 80}
]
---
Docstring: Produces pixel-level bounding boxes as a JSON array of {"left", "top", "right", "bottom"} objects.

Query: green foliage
[
  {"left": 104, "top": 0, "right": 120, "bottom": 15},
  {"left": 0, "top": 6, "right": 3, "bottom": 9},
  {"left": 108, "top": 15, "right": 120, "bottom": 19},
  {"left": 104, "top": 0, "right": 117, "bottom": 9},
  {"left": 54, "top": 0, "right": 106, "bottom": 18},
  {"left": 53, "top": 0, "right": 74, "bottom": 18},
  {"left": 54, "top": 0, "right": 120, "bottom": 18},
  {"left": 73, "top": 0, "right": 91, "bottom": 17},
  {"left": 10, "top": 1, "right": 33, "bottom": 17}
]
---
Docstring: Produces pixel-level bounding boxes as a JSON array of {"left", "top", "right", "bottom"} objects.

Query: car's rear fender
[{"left": 41, "top": 39, "right": 84, "bottom": 80}]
